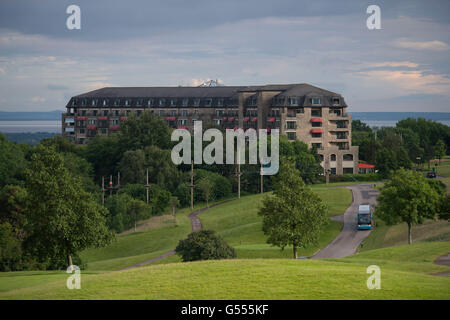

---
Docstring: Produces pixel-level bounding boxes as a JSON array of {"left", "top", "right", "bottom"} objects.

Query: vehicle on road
[
  {"left": 426, "top": 171, "right": 437, "bottom": 178},
  {"left": 357, "top": 204, "right": 373, "bottom": 230}
]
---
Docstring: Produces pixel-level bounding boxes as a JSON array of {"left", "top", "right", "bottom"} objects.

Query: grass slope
[
  {"left": 199, "top": 186, "right": 352, "bottom": 258},
  {"left": 1, "top": 242, "right": 448, "bottom": 300}
]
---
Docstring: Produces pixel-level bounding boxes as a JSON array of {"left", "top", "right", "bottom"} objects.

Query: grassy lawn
[
  {"left": 199, "top": 186, "right": 352, "bottom": 259},
  {"left": 79, "top": 199, "right": 231, "bottom": 271},
  {"left": 0, "top": 242, "right": 448, "bottom": 300},
  {"left": 435, "top": 160, "right": 450, "bottom": 178},
  {"left": 360, "top": 217, "right": 450, "bottom": 252}
]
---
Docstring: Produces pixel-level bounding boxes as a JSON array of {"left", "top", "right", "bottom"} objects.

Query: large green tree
[
  {"left": 24, "top": 146, "right": 114, "bottom": 268},
  {"left": 258, "top": 161, "right": 328, "bottom": 259},
  {"left": 375, "top": 168, "right": 442, "bottom": 244}
]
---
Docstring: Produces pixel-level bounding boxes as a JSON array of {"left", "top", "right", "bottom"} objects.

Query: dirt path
[
  {"left": 432, "top": 253, "right": 450, "bottom": 276},
  {"left": 119, "top": 199, "right": 235, "bottom": 271},
  {"left": 313, "top": 184, "right": 379, "bottom": 259}
]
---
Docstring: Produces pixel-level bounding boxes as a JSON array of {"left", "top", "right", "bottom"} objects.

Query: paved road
[
  {"left": 432, "top": 253, "right": 450, "bottom": 276},
  {"left": 313, "top": 184, "right": 379, "bottom": 259},
  {"left": 119, "top": 199, "right": 234, "bottom": 271}
]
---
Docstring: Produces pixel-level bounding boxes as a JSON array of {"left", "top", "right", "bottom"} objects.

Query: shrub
[{"left": 175, "top": 230, "right": 237, "bottom": 262}]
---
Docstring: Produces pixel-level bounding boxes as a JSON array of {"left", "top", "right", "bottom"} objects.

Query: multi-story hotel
[{"left": 62, "top": 83, "right": 359, "bottom": 174}]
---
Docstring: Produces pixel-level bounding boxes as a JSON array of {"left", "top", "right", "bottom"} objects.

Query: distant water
[
  {"left": 0, "top": 112, "right": 449, "bottom": 133},
  {"left": 361, "top": 119, "right": 450, "bottom": 128},
  {"left": 0, "top": 120, "right": 60, "bottom": 133}
]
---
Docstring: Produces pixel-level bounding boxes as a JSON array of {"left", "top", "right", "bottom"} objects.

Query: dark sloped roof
[{"left": 69, "top": 83, "right": 346, "bottom": 107}]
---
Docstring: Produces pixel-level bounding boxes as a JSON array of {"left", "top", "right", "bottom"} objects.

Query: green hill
[{"left": 1, "top": 242, "right": 448, "bottom": 300}]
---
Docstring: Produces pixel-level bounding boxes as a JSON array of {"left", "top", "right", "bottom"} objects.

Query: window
[
  {"left": 215, "top": 119, "right": 222, "bottom": 125},
  {"left": 81, "top": 99, "right": 87, "bottom": 106},
  {"left": 312, "top": 143, "right": 322, "bottom": 149},
  {"left": 93, "top": 110, "right": 98, "bottom": 116},
  {"left": 179, "top": 119, "right": 187, "bottom": 125},
  {"left": 182, "top": 98, "right": 189, "bottom": 106},
  {"left": 114, "top": 100, "right": 119, "bottom": 106},
  {"left": 205, "top": 98, "right": 212, "bottom": 107},
  {"left": 343, "top": 168, "right": 354, "bottom": 174},
  {"left": 311, "top": 108, "right": 322, "bottom": 117},
  {"left": 194, "top": 99, "right": 200, "bottom": 107},
  {"left": 159, "top": 110, "right": 165, "bottom": 116},
  {"left": 216, "top": 110, "right": 224, "bottom": 117},
  {"left": 312, "top": 122, "right": 322, "bottom": 127},
  {"left": 312, "top": 132, "right": 322, "bottom": 138},
  {"left": 102, "top": 110, "right": 108, "bottom": 116},
  {"left": 79, "top": 128, "right": 85, "bottom": 134},
  {"left": 170, "top": 99, "right": 177, "bottom": 107},
  {"left": 81, "top": 110, "right": 87, "bottom": 116},
  {"left": 110, "top": 119, "right": 119, "bottom": 125},
  {"left": 343, "top": 154, "right": 353, "bottom": 161},
  {"left": 193, "top": 109, "right": 198, "bottom": 115},
  {"left": 125, "top": 100, "right": 129, "bottom": 106},
  {"left": 336, "top": 120, "right": 347, "bottom": 128},
  {"left": 101, "top": 128, "right": 107, "bottom": 134},
  {"left": 126, "top": 110, "right": 131, "bottom": 115},
  {"left": 311, "top": 97, "right": 321, "bottom": 105},
  {"left": 286, "top": 121, "right": 297, "bottom": 130},
  {"left": 181, "top": 109, "right": 188, "bottom": 117},
  {"left": 147, "top": 99, "right": 153, "bottom": 107},
  {"left": 337, "top": 132, "right": 347, "bottom": 139},
  {"left": 217, "top": 98, "right": 224, "bottom": 106},
  {"left": 286, "top": 132, "right": 296, "bottom": 141},
  {"left": 159, "top": 99, "right": 165, "bottom": 106},
  {"left": 91, "top": 99, "right": 96, "bottom": 106},
  {"left": 103, "top": 100, "right": 107, "bottom": 106},
  {"left": 330, "top": 154, "right": 336, "bottom": 161},
  {"left": 289, "top": 97, "right": 297, "bottom": 105},
  {"left": 170, "top": 110, "right": 177, "bottom": 116},
  {"left": 296, "top": 108, "right": 304, "bottom": 114},
  {"left": 331, "top": 168, "right": 336, "bottom": 175},
  {"left": 136, "top": 99, "right": 142, "bottom": 106},
  {"left": 88, "top": 119, "right": 96, "bottom": 125},
  {"left": 114, "top": 110, "right": 120, "bottom": 116},
  {"left": 333, "top": 98, "right": 340, "bottom": 105}
]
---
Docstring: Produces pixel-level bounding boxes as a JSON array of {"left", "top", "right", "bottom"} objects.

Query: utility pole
[
  {"left": 101, "top": 176, "right": 105, "bottom": 205},
  {"left": 117, "top": 171, "right": 121, "bottom": 190},
  {"left": 190, "top": 161, "right": 195, "bottom": 210},
  {"left": 145, "top": 168, "right": 150, "bottom": 205},
  {"left": 260, "top": 162, "right": 263, "bottom": 193},
  {"left": 109, "top": 175, "right": 113, "bottom": 196},
  {"left": 235, "top": 152, "right": 242, "bottom": 199},
  {"left": 325, "top": 158, "right": 330, "bottom": 185}
]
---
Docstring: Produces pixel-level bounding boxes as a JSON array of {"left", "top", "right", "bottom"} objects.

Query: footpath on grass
[
  {"left": 119, "top": 199, "right": 235, "bottom": 271},
  {"left": 433, "top": 253, "right": 450, "bottom": 276}
]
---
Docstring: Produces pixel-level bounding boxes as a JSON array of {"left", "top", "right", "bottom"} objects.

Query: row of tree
[{"left": 352, "top": 118, "right": 449, "bottom": 176}]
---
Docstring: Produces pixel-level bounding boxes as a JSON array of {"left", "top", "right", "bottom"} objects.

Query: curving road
[{"left": 313, "top": 184, "right": 379, "bottom": 259}]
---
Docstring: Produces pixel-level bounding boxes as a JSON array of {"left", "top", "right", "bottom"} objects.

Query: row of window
[
  {"left": 71, "top": 96, "right": 341, "bottom": 108},
  {"left": 72, "top": 97, "right": 237, "bottom": 108}
]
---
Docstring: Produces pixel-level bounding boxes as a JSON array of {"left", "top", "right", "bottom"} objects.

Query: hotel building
[{"left": 62, "top": 83, "right": 359, "bottom": 174}]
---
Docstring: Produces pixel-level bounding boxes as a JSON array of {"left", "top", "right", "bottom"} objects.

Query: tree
[
  {"left": 127, "top": 199, "right": 149, "bottom": 232},
  {"left": 118, "top": 111, "right": 172, "bottom": 152},
  {"left": 435, "top": 140, "right": 446, "bottom": 164},
  {"left": 175, "top": 230, "right": 236, "bottom": 262},
  {"left": 118, "top": 149, "right": 146, "bottom": 185},
  {"left": 171, "top": 196, "right": 180, "bottom": 224},
  {"left": 258, "top": 161, "right": 328, "bottom": 259},
  {"left": 375, "top": 168, "right": 442, "bottom": 244},
  {"left": 24, "top": 146, "right": 114, "bottom": 269},
  {"left": 197, "top": 177, "right": 215, "bottom": 207}
]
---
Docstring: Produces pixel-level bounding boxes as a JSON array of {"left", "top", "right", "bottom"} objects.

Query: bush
[{"left": 175, "top": 230, "right": 237, "bottom": 262}]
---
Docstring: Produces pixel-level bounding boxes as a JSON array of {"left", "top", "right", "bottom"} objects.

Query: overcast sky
[{"left": 0, "top": 0, "right": 449, "bottom": 112}]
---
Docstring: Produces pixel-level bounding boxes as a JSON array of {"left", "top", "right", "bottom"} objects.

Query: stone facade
[{"left": 62, "top": 83, "right": 359, "bottom": 174}]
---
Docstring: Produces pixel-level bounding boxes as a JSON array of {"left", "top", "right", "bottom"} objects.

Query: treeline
[
  {"left": 352, "top": 118, "right": 450, "bottom": 176},
  {"left": 0, "top": 111, "right": 321, "bottom": 271}
]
